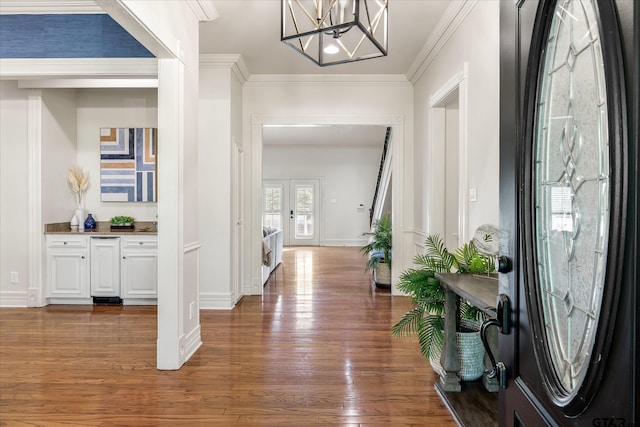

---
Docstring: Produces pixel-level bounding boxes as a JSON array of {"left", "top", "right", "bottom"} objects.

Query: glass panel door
[{"left": 290, "top": 180, "right": 319, "bottom": 246}]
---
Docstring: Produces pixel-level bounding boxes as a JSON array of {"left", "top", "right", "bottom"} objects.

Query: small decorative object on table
[
  {"left": 84, "top": 213, "right": 97, "bottom": 230},
  {"left": 110, "top": 216, "right": 135, "bottom": 230},
  {"left": 68, "top": 165, "right": 89, "bottom": 231},
  {"left": 70, "top": 214, "right": 79, "bottom": 231}
]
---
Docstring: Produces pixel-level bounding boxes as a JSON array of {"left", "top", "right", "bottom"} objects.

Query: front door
[{"left": 499, "top": 0, "right": 637, "bottom": 425}]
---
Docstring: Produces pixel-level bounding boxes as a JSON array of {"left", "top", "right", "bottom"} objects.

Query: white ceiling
[
  {"left": 263, "top": 124, "right": 388, "bottom": 147},
  {"left": 200, "top": 0, "right": 452, "bottom": 75}
]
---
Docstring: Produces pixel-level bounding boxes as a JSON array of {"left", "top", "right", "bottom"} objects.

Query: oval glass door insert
[{"left": 534, "top": 0, "right": 609, "bottom": 400}]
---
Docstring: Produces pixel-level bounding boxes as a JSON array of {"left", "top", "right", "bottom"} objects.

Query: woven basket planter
[
  {"left": 374, "top": 262, "right": 391, "bottom": 287},
  {"left": 429, "top": 319, "right": 485, "bottom": 381}
]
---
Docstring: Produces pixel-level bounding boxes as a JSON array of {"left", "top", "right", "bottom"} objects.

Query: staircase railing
[{"left": 370, "top": 127, "right": 391, "bottom": 226}]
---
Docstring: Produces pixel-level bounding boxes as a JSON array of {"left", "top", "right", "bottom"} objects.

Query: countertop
[{"left": 45, "top": 221, "right": 157, "bottom": 235}]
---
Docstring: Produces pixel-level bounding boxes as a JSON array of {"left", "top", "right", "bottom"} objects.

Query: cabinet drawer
[
  {"left": 47, "top": 235, "right": 87, "bottom": 248},
  {"left": 122, "top": 238, "right": 157, "bottom": 249}
]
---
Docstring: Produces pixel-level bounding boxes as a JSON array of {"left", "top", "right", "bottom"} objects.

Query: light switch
[{"left": 469, "top": 187, "right": 477, "bottom": 202}]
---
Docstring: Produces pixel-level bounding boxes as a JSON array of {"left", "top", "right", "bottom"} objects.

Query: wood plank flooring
[{"left": 0, "top": 246, "right": 456, "bottom": 426}]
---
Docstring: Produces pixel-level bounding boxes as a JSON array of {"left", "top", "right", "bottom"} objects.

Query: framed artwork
[{"left": 100, "top": 127, "right": 157, "bottom": 202}]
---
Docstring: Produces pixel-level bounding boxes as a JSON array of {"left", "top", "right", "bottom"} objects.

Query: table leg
[{"left": 440, "top": 288, "right": 461, "bottom": 392}]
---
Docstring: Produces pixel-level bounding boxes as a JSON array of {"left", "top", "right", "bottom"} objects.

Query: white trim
[
  {"left": 0, "top": 292, "right": 28, "bottom": 308},
  {"left": 407, "top": 0, "right": 478, "bottom": 84},
  {"left": 199, "top": 292, "right": 236, "bottom": 310},
  {"left": 0, "top": 1, "right": 103, "bottom": 14},
  {"left": 320, "top": 239, "right": 369, "bottom": 247},
  {"left": 27, "top": 90, "right": 44, "bottom": 308},
  {"left": 200, "top": 54, "right": 250, "bottom": 85},
  {"left": 428, "top": 64, "right": 470, "bottom": 246},
  {"left": 183, "top": 242, "right": 202, "bottom": 253},
  {"left": 94, "top": 0, "right": 175, "bottom": 59},
  {"left": 429, "top": 70, "right": 466, "bottom": 108},
  {"left": 180, "top": 324, "right": 202, "bottom": 364},
  {"left": 0, "top": 58, "right": 158, "bottom": 79},
  {"left": 246, "top": 74, "right": 410, "bottom": 86},
  {"left": 18, "top": 79, "right": 158, "bottom": 89},
  {"left": 186, "top": 0, "right": 218, "bottom": 21}
]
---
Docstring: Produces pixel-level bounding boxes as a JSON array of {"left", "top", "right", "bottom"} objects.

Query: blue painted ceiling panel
[{"left": 0, "top": 14, "right": 154, "bottom": 58}]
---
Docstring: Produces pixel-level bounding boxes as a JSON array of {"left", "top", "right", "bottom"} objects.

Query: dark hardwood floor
[{"left": 0, "top": 246, "right": 456, "bottom": 426}]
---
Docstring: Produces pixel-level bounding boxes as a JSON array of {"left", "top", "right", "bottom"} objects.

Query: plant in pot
[
  {"left": 391, "top": 234, "right": 494, "bottom": 380},
  {"left": 360, "top": 212, "right": 392, "bottom": 288}
]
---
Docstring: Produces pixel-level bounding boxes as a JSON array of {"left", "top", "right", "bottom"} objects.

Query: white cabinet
[
  {"left": 46, "top": 235, "right": 91, "bottom": 303},
  {"left": 45, "top": 233, "right": 157, "bottom": 305},
  {"left": 90, "top": 237, "right": 120, "bottom": 297},
  {"left": 121, "top": 236, "right": 157, "bottom": 304}
]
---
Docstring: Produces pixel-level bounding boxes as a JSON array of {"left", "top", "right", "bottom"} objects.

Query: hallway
[{"left": 0, "top": 246, "right": 455, "bottom": 425}]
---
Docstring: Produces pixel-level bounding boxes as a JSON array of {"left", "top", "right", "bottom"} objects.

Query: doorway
[
  {"left": 430, "top": 67, "right": 468, "bottom": 246},
  {"left": 251, "top": 117, "right": 406, "bottom": 297}
]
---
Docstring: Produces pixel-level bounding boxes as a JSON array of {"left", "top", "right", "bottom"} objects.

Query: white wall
[
  {"left": 263, "top": 145, "right": 382, "bottom": 246},
  {"left": 413, "top": 1, "right": 500, "bottom": 252},
  {"left": 0, "top": 81, "right": 29, "bottom": 306},
  {"left": 199, "top": 65, "right": 232, "bottom": 309},
  {"left": 41, "top": 89, "right": 78, "bottom": 224},
  {"left": 243, "top": 77, "right": 414, "bottom": 295},
  {"left": 75, "top": 88, "right": 158, "bottom": 223}
]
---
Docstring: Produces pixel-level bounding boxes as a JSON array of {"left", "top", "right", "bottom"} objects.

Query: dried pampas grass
[{"left": 68, "top": 166, "right": 89, "bottom": 206}]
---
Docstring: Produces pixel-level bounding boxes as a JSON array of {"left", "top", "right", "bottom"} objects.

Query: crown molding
[
  {"left": 0, "top": 58, "right": 157, "bottom": 79},
  {"left": 0, "top": 1, "right": 103, "bottom": 14},
  {"left": 406, "top": 0, "right": 478, "bottom": 84},
  {"left": 186, "top": 0, "right": 218, "bottom": 21},
  {"left": 245, "top": 73, "right": 410, "bottom": 87},
  {"left": 200, "top": 54, "right": 250, "bottom": 84}
]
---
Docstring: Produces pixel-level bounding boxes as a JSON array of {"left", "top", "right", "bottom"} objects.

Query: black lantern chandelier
[{"left": 281, "top": 0, "right": 388, "bottom": 67}]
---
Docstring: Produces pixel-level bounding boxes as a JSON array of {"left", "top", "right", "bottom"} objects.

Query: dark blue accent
[
  {"left": 0, "top": 14, "right": 154, "bottom": 58},
  {"left": 136, "top": 172, "right": 142, "bottom": 202},
  {"left": 84, "top": 213, "right": 97, "bottom": 230},
  {"left": 146, "top": 172, "right": 154, "bottom": 201}
]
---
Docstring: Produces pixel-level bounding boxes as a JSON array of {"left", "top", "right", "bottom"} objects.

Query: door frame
[
  {"left": 428, "top": 64, "right": 469, "bottom": 245},
  {"left": 249, "top": 115, "right": 407, "bottom": 296}
]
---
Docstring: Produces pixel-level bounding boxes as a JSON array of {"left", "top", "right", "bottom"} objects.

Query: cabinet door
[
  {"left": 47, "top": 250, "right": 88, "bottom": 298},
  {"left": 90, "top": 238, "right": 120, "bottom": 297},
  {"left": 121, "top": 251, "right": 157, "bottom": 298},
  {"left": 121, "top": 236, "right": 157, "bottom": 300}
]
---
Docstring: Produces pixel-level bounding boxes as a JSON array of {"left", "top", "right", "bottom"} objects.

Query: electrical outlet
[
  {"left": 189, "top": 301, "right": 196, "bottom": 319},
  {"left": 10, "top": 272, "right": 18, "bottom": 284}
]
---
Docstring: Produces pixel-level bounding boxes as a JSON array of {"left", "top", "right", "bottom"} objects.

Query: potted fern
[
  {"left": 392, "top": 234, "right": 494, "bottom": 380},
  {"left": 360, "top": 212, "right": 392, "bottom": 288}
]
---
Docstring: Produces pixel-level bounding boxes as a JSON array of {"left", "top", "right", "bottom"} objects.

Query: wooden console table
[
  {"left": 434, "top": 273, "right": 499, "bottom": 426},
  {"left": 435, "top": 272, "right": 499, "bottom": 392}
]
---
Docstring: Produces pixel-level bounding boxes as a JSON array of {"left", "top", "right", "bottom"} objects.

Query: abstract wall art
[{"left": 100, "top": 127, "right": 157, "bottom": 202}]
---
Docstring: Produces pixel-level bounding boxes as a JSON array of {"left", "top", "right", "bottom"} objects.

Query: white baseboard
[
  {"left": 199, "top": 292, "right": 235, "bottom": 309},
  {"left": 320, "top": 239, "right": 368, "bottom": 247},
  {"left": 0, "top": 291, "right": 28, "bottom": 307}
]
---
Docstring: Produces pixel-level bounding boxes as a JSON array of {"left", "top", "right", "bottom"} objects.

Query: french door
[
  {"left": 499, "top": 0, "right": 637, "bottom": 425},
  {"left": 263, "top": 179, "right": 320, "bottom": 246}
]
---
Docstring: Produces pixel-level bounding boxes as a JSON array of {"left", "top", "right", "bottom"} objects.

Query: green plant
[
  {"left": 392, "top": 234, "right": 491, "bottom": 360},
  {"left": 360, "top": 212, "right": 392, "bottom": 271},
  {"left": 110, "top": 216, "right": 135, "bottom": 225}
]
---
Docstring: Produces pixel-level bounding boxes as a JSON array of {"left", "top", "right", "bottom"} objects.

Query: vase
[
  {"left": 70, "top": 214, "right": 79, "bottom": 230},
  {"left": 84, "top": 213, "right": 96, "bottom": 230},
  {"left": 75, "top": 208, "right": 85, "bottom": 231}
]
